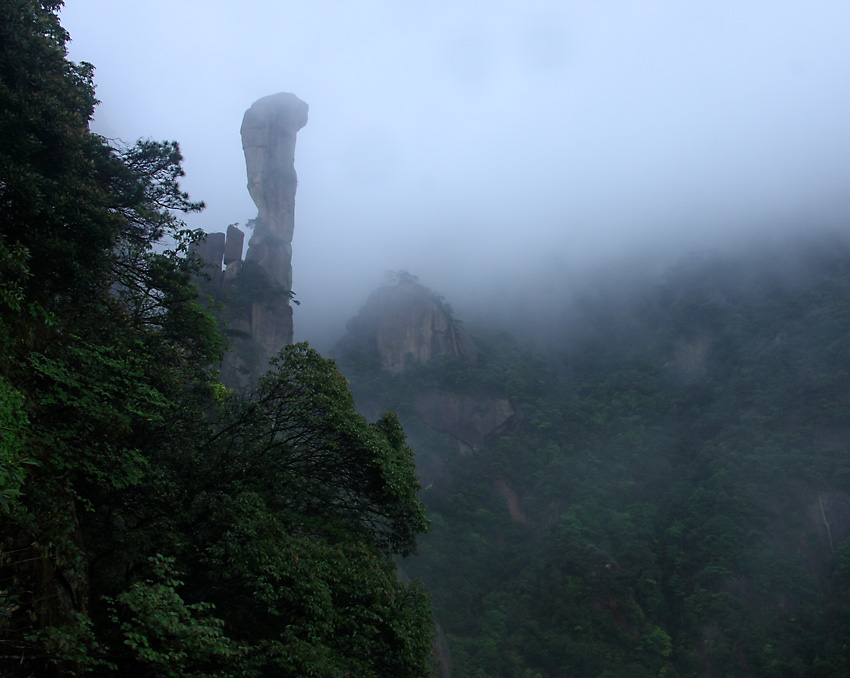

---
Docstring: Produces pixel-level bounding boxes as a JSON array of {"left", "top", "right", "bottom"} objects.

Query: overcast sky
[{"left": 60, "top": 1, "right": 850, "bottom": 346}]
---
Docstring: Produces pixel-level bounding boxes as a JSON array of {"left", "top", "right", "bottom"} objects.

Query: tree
[
  {"left": 169, "top": 344, "right": 432, "bottom": 676},
  {"left": 0, "top": 2, "right": 221, "bottom": 671},
  {"left": 1, "top": 5, "right": 434, "bottom": 675},
  {"left": 69, "top": 345, "right": 432, "bottom": 677},
  {"left": 0, "top": 0, "right": 113, "bottom": 316}
]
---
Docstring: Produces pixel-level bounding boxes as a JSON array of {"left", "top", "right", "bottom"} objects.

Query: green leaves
[
  {"left": 342, "top": 239, "right": 850, "bottom": 676},
  {"left": 185, "top": 493, "right": 431, "bottom": 677},
  {"left": 105, "top": 555, "right": 237, "bottom": 678},
  {"left": 0, "top": 375, "right": 30, "bottom": 511},
  {"left": 249, "top": 344, "right": 428, "bottom": 556},
  {"left": 0, "top": 5, "right": 435, "bottom": 675}
]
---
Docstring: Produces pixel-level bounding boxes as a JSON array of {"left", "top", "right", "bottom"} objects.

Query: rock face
[
  {"left": 337, "top": 276, "right": 515, "bottom": 456},
  {"left": 192, "top": 93, "right": 308, "bottom": 389},
  {"left": 242, "top": 92, "right": 308, "bottom": 295},
  {"left": 240, "top": 92, "right": 308, "bottom": 366},
  {"left": 194, "top": 231, "right": 225, "bottom": 272},
  {"left": 192, "top": 228, "right": 237, "bottom": 282},
  {"left": 223, "top": 223, "right": 244, "bottom": 266},
  {"left": 341, "top": 276, "right": 477, "bottom": 374}
]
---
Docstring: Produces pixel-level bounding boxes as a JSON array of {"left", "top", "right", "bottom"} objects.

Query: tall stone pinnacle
[{"left": 240, "top": 92, "right": 308, "bottom": 359}]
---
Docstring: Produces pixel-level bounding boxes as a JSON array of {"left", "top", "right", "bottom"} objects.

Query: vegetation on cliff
[
  {"left": 7, "top": 3, "right": 850, "bottom": 678},
  {"left": 338, "top": 238, "right": 850, "bottom": 677},
  {"left": 0, "top": 2, "right": 432, "bottom": 675}
]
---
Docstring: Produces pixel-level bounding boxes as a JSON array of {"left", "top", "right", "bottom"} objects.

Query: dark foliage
[
  {"left": 340, "top": 235, "right": 850, "bottom": 677},
  {"left": 0, "top": 3, "right": 433, "bottom": 675}
]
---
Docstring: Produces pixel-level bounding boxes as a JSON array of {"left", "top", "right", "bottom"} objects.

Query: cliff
[
  {"left": 339, "top": 274, "right": 477, "bottom": 374},
  {"left": 193, "top": 93, "right": 308, "bottom": 389},
  {"left": 336, "top": 275, "right": 515, "bottom": 456}
]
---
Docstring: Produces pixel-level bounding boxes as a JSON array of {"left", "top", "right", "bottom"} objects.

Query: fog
[{"left": 60, "top": 2, "right": 850, "bottom": 351}]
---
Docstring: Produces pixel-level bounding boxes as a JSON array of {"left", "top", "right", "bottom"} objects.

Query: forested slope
[
  {"left": 0, "top": 2, "right": 432, "bottom": 675},
  {"left": 338, "top": 237, "right": 850, "bottom": 677},
  {"left": 5, "top": 4, "right": 850, "bottom": 678}
]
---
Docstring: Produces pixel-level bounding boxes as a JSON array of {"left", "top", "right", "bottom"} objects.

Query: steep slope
[
  {"left": 336, "top": 274, "right": 514, "bottom": 456},
  {"left": 194, "top": 93, "right": 308, "bottom": 389},
  {"left": 338, "top": 272, "right": 477, "bottom": 374},
  {"left": 341, "top": 234, "right": 850, "bottom": 678}
]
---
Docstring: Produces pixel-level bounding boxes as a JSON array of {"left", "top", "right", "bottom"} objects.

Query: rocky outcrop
[
  {"left": 491, "top": 476, "right": 528, "bottom": 525},
  {"left": 192, "top": 93, "right": 308, "bottom": 389},
  {"left": 223, "top": 223, "right": 244, "bottom": 266},
  {"left": 341, "top": 275, "right": 477, "bottom": 374},
  {"left": 192, "top": 228, "right": 240, "bottom": 285},
  {"left": 241, "top": 92, "right": 308, "bottom": 361},
  {"left": 242, "top": 92, "right": 308, "bottom": 293},
  {"left": 190, "top": 225, "right": 256, "bottom": 387},
  {"left": 337, "top": 275, "right": 515, "bottom": 456}
]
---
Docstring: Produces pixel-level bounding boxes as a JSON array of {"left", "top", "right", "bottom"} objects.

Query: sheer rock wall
[
  {"left": 341, "top": 279, "right": 478, "bottom": 375},
  {"left": 241, "top": 92, "right": 308, "bottom": 364},
  {"left": 193, "top": 93, "right": 308, "bottom": 390},
  {"left": 337, "top": 278, "right": 514, "bottom": 455}
]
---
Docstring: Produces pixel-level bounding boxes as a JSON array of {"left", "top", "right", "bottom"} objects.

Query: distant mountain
[
  {"left": 334, "top": 272, "right": 515, "bottom": 461},
  {"left": 336, "top": 233, "right": 850, "bottom": 678},
  {"left": 336, "top": 271, "right": 477, "bottom": 374}
]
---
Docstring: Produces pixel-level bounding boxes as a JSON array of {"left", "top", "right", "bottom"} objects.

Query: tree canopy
[
  {"left": 0, "top": 2, "right": 433, "bottom": 675},
  {"left": 339, "top": 241, "right": 850, "bottom": 677}
]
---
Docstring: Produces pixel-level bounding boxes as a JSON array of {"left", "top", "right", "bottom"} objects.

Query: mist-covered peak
[{"left": 335, "top": 271, "right": 477, "bottom": 373}]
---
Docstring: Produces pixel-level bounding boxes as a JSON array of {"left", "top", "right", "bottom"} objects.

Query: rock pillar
[{"left": 240, "top": 92, "right": 308, "bottom": 362}]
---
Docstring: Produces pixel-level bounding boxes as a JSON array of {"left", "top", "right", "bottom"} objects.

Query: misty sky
[{"left": 60, "top": 1, "right": 850, "bottom": 347}]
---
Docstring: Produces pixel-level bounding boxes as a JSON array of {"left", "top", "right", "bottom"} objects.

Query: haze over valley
[
  {"left": 5, "top": 3, "right": 850, "bottom": 676},
  {"left": 59, "top": 1, "right": 850, "bottom": 350}
]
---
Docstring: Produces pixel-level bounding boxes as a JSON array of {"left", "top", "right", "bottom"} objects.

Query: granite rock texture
[{"left": 342, "top": 278, "right": 477, "bottom": 374}]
